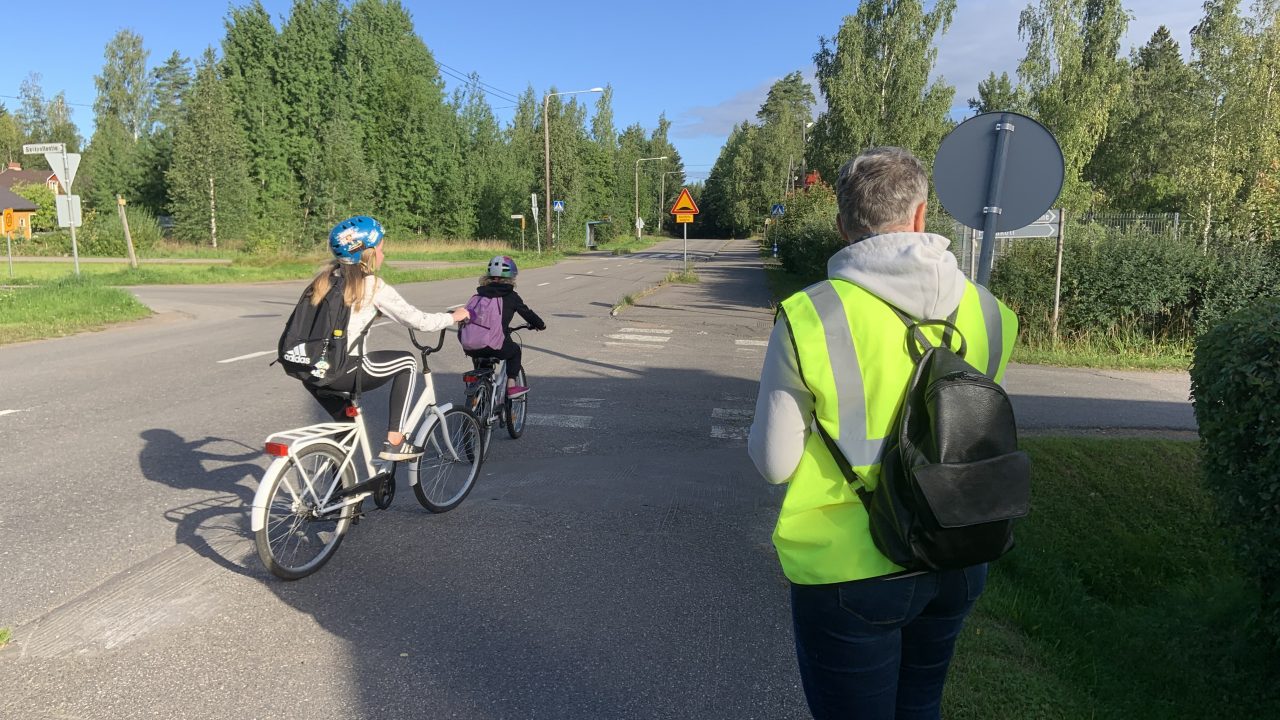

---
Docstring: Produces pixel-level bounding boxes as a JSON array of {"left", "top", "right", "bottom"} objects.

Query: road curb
[{"left": 609, "top": 237, "right": 741, "bottom": 316}]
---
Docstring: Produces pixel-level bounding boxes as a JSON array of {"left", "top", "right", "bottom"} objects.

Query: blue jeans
[{"left": 790, "top": 565, "right": 988, "bottom": 720}]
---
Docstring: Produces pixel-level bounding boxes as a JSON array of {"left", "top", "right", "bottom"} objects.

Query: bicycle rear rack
[{"left": 265, "top": 423, "right": 358, "bottom": 452}]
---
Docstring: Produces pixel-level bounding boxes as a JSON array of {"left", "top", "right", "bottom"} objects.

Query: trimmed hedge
[
  {"left": 1189, "top": 296, "right": 1280, "bottom": 649},
  {"left": 992, "top": 229, "right": 1279, "bottom": 343}
]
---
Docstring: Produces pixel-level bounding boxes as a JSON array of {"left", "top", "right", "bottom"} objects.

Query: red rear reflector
[
  {"left": 344, "top": 405, "right": 360, "bottom": 418},
  {"left": 265, "top": 442, "right": 290, "bottom": 457},
  {"left": 463, "top": 374, "right": 478, "bottom": 383}
]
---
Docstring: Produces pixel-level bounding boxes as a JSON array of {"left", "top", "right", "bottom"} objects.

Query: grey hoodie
[{"left": 747, "top": 232, "right": 969, "bottom": 484}]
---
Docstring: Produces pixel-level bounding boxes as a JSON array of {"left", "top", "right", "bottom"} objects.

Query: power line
[
  {"left": 0, "top": 93, "right": 93, "bottom": 109},
  {"left": 436, "top": 60, "right": 521, "bottom": 104}
]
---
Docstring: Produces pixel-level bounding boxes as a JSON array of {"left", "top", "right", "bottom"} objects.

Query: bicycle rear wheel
[
  {"left": 506, "top": 369, "right": 528, "bottom": 439},
  {"left": 414, "top": 408, "right": 484, "bottom": 512},
  {"left": 467, "top": 385, "right": 495, "bottom": 452},
  {"left": 255, "top": 443, "right": 356, "bottom": 580}
]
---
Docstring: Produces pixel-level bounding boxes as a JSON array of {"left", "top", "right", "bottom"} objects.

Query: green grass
[
  {"left": 665, "top": 270, "right": 700, "bottom": 284},
  {"left": 1012, "top": 330, "right": 1192, "bottom": 371},
  {"left": 0, "top": 627, "right": 9, "bottom": 648},
  {"left": 944, "top": 437, "right": 1277, "bottom": 719},
  {"left": 0, "top": 277, "right": 151, "bottom": 345}
]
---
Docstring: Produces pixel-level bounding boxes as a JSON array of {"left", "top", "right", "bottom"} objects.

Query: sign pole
[
  {"left": 976, "top": 114, "right": 1015, "bottom": 287},
  {"left": 5, "top": 229, "right": 12, "bottom": 280},
  {"left": 683, "top": 222, "right": 688, "bottom": 272},
  {"left": 64, "top": 153, "right": 80, "bottom": 277},
  {"left": 117, "top": 195, "right": 138, "bottom": 269},
  {"left": 1051, "top": 208, "right": 1065, "bottom": 346}
]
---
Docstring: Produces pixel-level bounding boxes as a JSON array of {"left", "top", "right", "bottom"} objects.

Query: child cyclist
[
  {"left": 461, "top": 255, "right": 546, "bottom": 397},
  {"left": 302, "top": 216, "right": 470, "bottom": 461}
]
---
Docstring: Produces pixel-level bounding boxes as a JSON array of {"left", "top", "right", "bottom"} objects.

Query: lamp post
[
  {"left": 543, "top": 86, "right": 604, "bottom": 251},
  {"left": 634, "top": 155, "right": 667, "bottom": 239},
  {"left": 657, "top": 170, "right": 682, "bottom": 237}
]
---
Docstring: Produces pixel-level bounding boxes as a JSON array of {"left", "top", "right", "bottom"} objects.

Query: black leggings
[
  {"left": 306, "top": 350, "right": 418, "bottom": 433},
  {"left": 467, "top": 339, "right": 522, "bottom": 381}
]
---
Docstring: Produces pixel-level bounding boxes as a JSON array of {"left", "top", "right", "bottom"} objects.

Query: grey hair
[{"left": 835, "top": 147, "right": 928, "bottom": 238}]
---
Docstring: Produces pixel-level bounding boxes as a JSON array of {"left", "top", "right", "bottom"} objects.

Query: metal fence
[{"left": 946, "top": 210, "right": 1182, "bottom": 279}]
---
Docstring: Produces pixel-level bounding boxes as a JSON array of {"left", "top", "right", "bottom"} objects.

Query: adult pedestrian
[{"left": 748, "top": 147, "right": 1018, "bottom": 719}]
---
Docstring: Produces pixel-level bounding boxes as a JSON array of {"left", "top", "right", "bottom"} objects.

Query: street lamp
[
  {"left": 543, "top": 86, "right": 604, "bottom": 251},
  {"left": 634, "top": 155, "right": 667, "bottom": 239},
  {"left": 657, "top": 170, "right": 682, "bottom": 237}
]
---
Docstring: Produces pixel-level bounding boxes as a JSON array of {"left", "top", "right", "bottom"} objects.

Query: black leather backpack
[{"left": 818, "top": 307, "right": 1032, "bottom": 571}]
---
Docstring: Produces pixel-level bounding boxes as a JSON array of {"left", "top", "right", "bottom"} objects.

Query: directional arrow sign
[
  {"left": 1035, "top": 209, "right": 1059, "bottom": 225},
  {"left": 976, "top": 222, "right": 1059, "bottom": 240},
  {"left": 669, "top": 187, "right": 699, "bottom": 215}
]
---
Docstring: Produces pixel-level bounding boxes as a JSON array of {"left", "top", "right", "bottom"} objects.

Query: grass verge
[
  {"left": 665, "top": 270, "right": 700, "bottom": 284},
  {"left": 0, "top": 277, "right": 151, "bottom": 345},
  {"left": 0, "top": 627, "right": 9, "bottom": 649},
  {"left": 944, "top": 437, "right": 1277, "bottom": 719}
]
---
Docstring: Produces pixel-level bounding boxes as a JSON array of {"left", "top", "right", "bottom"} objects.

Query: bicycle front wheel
[
  {"left": 506, "top": 369, "right": 528, "bottom": 439},
  {"left": 255, "top": 442, "right": 356, "bottom": 580},
  {"left": 414, "top": 408, "right": 484, "bottom": 513}
]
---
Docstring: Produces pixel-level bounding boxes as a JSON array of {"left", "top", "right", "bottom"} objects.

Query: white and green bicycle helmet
[{"left": 487, "top": 255, "right": 518, "bottom": 278}]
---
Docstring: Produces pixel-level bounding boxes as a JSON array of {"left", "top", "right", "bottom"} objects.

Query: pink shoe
[{"left": 507, "top": 385, "right": 529, "bottom": 398}]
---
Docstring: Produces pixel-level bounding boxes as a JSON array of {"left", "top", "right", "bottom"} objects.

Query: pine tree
[
  {"left": 1087, "top": 27, "right": 1197, "bottom": 211},
  {"left": 968, "top": 71, "right": 1024, "bottom": 114},
  {"left": 168, "top": 49, "right": 253, "bottom": 247},
  {"left": 83, "top": 30, "right": 153, "bottom": 211},
  {"left": 136, "top": 52, "right": 193, "bottom": 215},
  {"left": 222, "top": 1, "right": 298, "bottom": 234}
]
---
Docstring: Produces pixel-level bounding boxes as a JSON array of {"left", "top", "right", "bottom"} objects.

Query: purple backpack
[{"left": 459, "top": 294, "right": 504, "bottom": 351}]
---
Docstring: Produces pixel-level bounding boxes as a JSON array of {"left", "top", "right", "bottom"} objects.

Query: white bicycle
[{"left": 251, "top": 328, "right": 483, "bottom": 580}]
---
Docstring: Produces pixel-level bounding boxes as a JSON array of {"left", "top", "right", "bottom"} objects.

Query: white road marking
[
  {"left": 0, "top": 408, "right": 28, "bottom": 417},
  {"left": 603, "top": 341, "right": 664, "bottom": 350},
  {"left": 217, "top": 350, "right": 275, "bottom": 364},
  {"left": 564, "top": 276, "right": 576, "bottom": 280},
  {"left": 606, "top": 334, "right": 669, "bottom": 343},
  {"left": 721, "top": 394, "right": 757, "bottom": 403},
  {"left": 618, "top": 328, "right": 672, "bottom": 334},
  {"left": 735, "top": 339, "right": 769, "bottom": 347},
  {"left": 565, "top": 398, "right": 604, "bottom": 409},
  {"left": 526, "top": 413, "right": 594, "bottom": 429},
  {"left": 712, "top": 408, "right": 754, "bottom": 421},
  {"left": 538, "top": 282, "right": 551, "bottom": 287},
  {"left": 711, "top": 425, "right": 749, "bottom": 440}
]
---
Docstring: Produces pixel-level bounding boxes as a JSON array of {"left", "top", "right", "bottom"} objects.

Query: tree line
[
  {"left": 0, "top": 0, "right": 686, "bottom": 249},
  {"left": 699, "top": 0, "right": 1280, "bottom": 247}
]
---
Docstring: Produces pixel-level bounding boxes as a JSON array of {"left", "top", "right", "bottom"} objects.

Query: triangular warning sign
[{"left": 669, "top": 187, "right": 700, "bottom": 215}]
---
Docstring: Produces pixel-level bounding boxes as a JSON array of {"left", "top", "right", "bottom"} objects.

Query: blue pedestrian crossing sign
[
  {"left": 553, "top": 200, "right": 566, "bottom": 213},
  {"left": 771, "top": 203, "right": 785, "bottom": 217}
]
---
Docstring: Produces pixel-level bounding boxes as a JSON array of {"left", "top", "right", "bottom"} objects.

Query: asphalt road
[{"left": 0, "top": 238, "right": 1196, "bottom": 719}]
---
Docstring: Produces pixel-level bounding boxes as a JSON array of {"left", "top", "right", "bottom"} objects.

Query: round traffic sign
[{"left": 933, "top": 112, "right": 1063, "bottom": 232}]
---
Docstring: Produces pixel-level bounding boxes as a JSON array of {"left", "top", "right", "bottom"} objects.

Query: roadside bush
[
  {"left": 1189, "top": 296, "right": 1280, "bottom": 649},
  {"left": 10, "top": 182, "right": 56, "bottom": 232},
  {"left": 80, "top": 206, "right": 163, "bottom": 257},
  {"left": 993, "top": 225, "right": 1280, "bottom": 348},
  {"left": 772, "top": 183, "right": 840, "bottom": 283}
]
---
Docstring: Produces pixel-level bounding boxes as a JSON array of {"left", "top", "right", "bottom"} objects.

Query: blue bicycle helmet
[
  {"left": 487, "top": 255, "right": 518, "bottom": 278},
  {"left": 329, "top": 216, "right": 384, "bottom": 265}
]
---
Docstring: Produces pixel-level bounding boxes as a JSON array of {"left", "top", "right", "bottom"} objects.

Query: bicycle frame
[{"left": 251, "top": 353, "right": 461, "bottom": 534}]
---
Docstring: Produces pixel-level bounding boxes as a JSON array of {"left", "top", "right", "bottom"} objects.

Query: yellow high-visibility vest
[{"left": 774, "top": 279, "right": 1018, "bottom": 584}]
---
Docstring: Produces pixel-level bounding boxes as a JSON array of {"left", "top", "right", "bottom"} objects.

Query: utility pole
[{"left": 543, "top": 87, "right": 604, "bottom": 252}]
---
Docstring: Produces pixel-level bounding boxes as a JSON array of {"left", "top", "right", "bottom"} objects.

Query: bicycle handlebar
[{"left": 407, "top": 327, "right": 448, "bottom": 354}]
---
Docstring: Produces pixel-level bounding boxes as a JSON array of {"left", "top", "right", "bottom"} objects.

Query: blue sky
[{"left": 0, "top": 0, "right": 1207, "bottom": 180}]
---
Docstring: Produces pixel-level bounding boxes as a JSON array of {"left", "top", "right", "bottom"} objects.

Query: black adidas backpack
[
  {"left": 818, "top": 307, "right": 1031, "bottom": 571},
  {"left": 277, "top": 273, "right": 354, "bottom": 387}
]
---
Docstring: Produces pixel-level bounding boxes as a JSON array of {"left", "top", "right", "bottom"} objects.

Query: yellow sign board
[
  {"left": 669, "top": 187, "right": 700, "bottom": 215},
  {"left": 2, "top": 208, "right": 12, "bottom": 233},
  {"left": 676, "top": 213, "right": 694, "bottom": 224}
]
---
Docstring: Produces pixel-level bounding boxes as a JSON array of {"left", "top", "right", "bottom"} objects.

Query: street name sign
[{"left": 22, "top": 143, "right": 65, "bottom": 155}]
